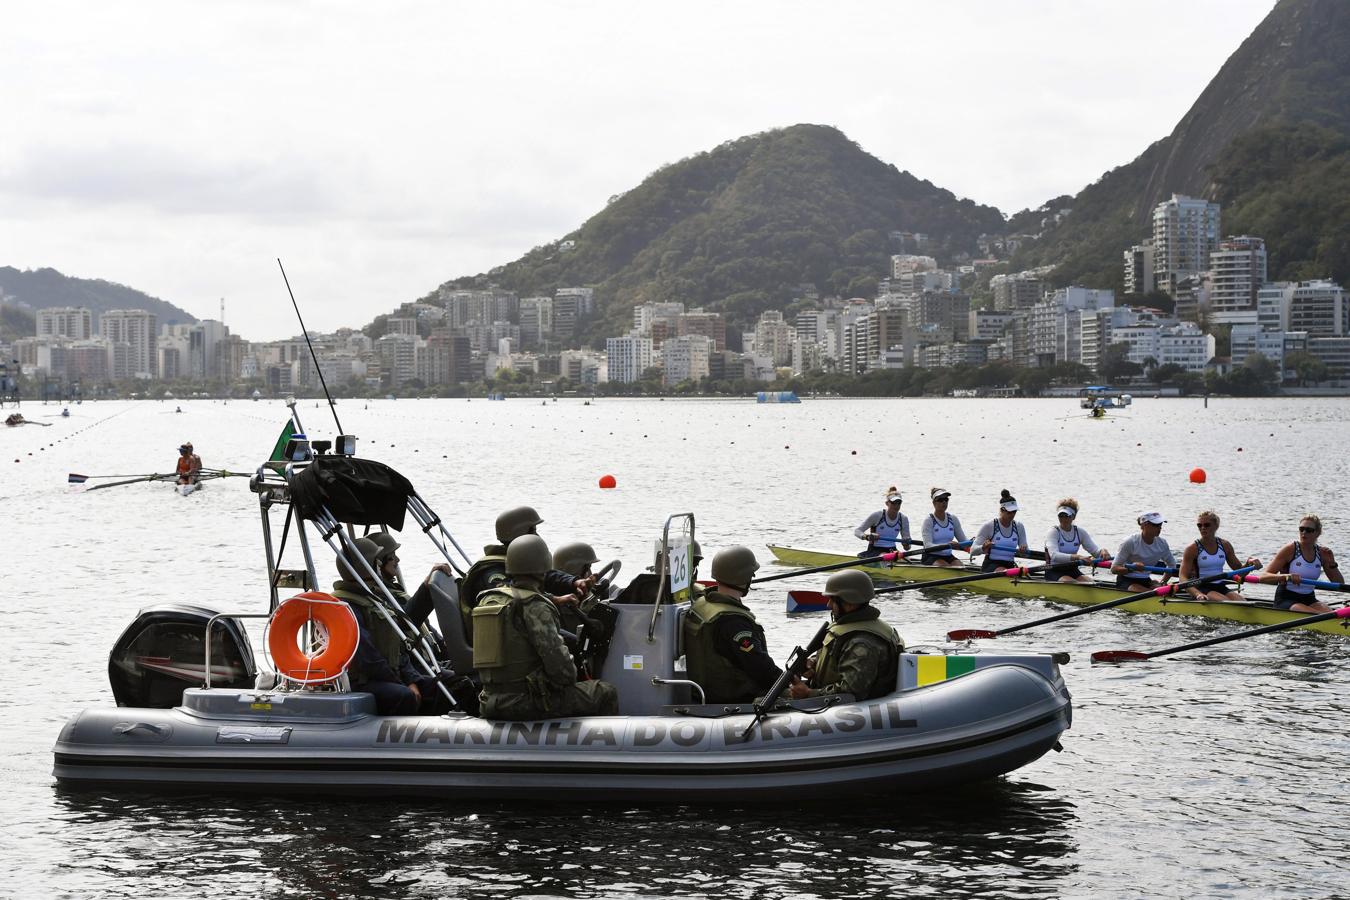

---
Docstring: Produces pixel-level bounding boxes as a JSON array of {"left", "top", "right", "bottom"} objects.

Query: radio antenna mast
[{"left": 276, "top": 259, "right": 343, "bottom": 435}]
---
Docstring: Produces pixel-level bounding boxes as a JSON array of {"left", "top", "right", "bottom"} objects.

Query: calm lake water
[{"left": 3, "top": 396, "right": 1348, "bottom": 898}]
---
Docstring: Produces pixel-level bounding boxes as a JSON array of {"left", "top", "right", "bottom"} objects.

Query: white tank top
[
  {"left": 989, "top": 521, "right": 1020, "bottom": 562},
  {"left": 1195, "top": 540, "right": 1227, "bottom": 579},
  {"left": 873, "top": 511, "right": 903, "bottom": 549},
  {"left": 1054, "top": 527, "right": 1081, "bottom": 555},
  {"left": 928, "top": 515, "right": 956, "bottom": 556},
  {"left": 1285, "top": 545, "right": 1323, "bottom": 595}
]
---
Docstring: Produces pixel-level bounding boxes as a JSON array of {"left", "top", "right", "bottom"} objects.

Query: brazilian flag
[{"left": 269, "top": 420, "right": 297, "bottom": 462}]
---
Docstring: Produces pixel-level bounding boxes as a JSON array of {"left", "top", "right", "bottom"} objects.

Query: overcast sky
[{"left": 1, "top": 0, "right": 1276, "bottom": 339}]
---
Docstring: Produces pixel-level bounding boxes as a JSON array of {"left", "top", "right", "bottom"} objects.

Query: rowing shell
[{"left": 766, "top": 545, "right": 1350, "bottom": 637}]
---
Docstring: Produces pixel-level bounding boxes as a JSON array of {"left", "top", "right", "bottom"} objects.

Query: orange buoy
[
  {"left": 1189, "top": 467, "right": 1207, "bottom": 484},
  {"left": 267, "top": 592, "right": 360, "bottom": 684},
  {"left": 598, "top": 474, "right": 617, "bottom": 489}
]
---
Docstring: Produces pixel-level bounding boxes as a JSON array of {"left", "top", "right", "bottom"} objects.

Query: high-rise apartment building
[
  {"left": 1123, "top": 243, "right": 1155, "bottom": 295},
  {"left": 991, "top": 273, "right": 1043, "bottom": 311},
  {"left": 100, "top": 309, "right": 158, "bottom": 378},
  {"left": 605, "top": 333, "right": 653, "bottom": 384},
  {"left": 1152, "top": 194, "right": 1221, "bottom": 296},
  {"left": 1208, "top": 236, "right": 1267, "bottom": 321},
  {"left": 37, "top": 307, "right": 93, "bottom": 340}
]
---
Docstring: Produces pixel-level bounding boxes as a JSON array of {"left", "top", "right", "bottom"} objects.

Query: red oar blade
[
  {"left": 946, "top": 629, "right": 997, "bottom": 641},
  {"left": 1090, "top": 650, "right": 1151, "bottom": 664},
  {"left": 786, "top": 590, "right": 830, "bottom": 614}
]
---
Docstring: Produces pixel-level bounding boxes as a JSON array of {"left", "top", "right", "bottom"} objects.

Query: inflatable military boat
[{"left": 54, "top": 404, "right": 1072, "bottom": 801}]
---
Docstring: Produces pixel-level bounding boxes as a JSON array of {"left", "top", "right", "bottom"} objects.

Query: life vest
[
  {"left": 471, "top": 585, "right": 556, "bottom": 692},
  {"left": 330, "top": 581, "right": 404, "bottom": 674},
  {"left": 813, "top": 613, "right": 903, "bottom": 700},
  {"left": 683, "top": 591, "right": 766, "bottom": 703}
]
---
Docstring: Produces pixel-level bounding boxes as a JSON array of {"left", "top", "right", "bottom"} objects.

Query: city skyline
[{"left": 0, "top": 0, "right": 1275, "bottom": 339}]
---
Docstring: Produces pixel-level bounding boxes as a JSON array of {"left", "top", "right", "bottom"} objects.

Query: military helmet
[
  {"left": 823, "top": 569, "right": 875, "bottom": 606},
  {"left": 690, "top": 538, "right": 703, "bottom": 564},
  {"left": 496, "top": 505, "right": 543, "bottom": 544},
  {"left": 367, "top": 531, "right": 401, "bottom": 561},
  {"left": 337, "top": 536, "right": 381, "bottom": 580},
  {"left": 553, "top": 541, "right": 599, "bottom": 577},
  {"left": 506, "top": 534, "right": 552, "bottom": 576},
  {"left": 711, "top": 545, "right": 760, "bottom": 586}
]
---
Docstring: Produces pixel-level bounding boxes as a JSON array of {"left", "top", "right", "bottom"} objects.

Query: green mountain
[
  {"left": 430, "top": 124, "right": 1006, "bottom": 339},
  {"left": 0, "top": 266, "right": 197, "bottom": 340},
  {"left": 1014, "top": 0, "right": 1350, "bottom": 290}
]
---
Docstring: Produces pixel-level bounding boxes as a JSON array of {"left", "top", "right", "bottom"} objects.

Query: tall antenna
[
  {"left": 220, "top": 297, "right": 225, "bottom": 327},
  {"left": 276, "top": 259, "right": 343, "bottom": 435}
]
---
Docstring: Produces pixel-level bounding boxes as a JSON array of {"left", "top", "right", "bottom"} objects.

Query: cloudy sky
[{"left": 2, "top": 0, "right": 1275, "bottom": 339}]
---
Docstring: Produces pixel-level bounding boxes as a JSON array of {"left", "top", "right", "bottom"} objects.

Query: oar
[
  {"left": 753, "top": 540, "right": 973, "bottom": 585},
  {"left": 1092, "top": 605, "right": 1350, "bottom": 663},
  {"left": 1236, "top": 573, "right": 1348, "bottom": 592},
  {"left": 83, "top": 473, "right": 172, "bottom": 491},
  {"left": 875, "top": 563, "right": 1047, "bottom": 595},
  {"left": 946, "top": 565, "right": 1257, "bottom": 641}
]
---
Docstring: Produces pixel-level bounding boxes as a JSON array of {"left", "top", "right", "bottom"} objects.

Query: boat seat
[{"left": 428, "top": 571, "right": 474, "bottom": 676}]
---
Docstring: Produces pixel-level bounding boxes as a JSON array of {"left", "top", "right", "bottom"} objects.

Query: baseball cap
[{"left": 1138, "top": 511, "right": 1166, "bottom": 525}]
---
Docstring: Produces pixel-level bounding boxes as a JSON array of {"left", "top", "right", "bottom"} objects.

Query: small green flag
[{"left": 269, "top": 420, "right": 297, "bottom": 462}]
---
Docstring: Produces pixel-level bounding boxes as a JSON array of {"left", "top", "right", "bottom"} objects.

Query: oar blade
[
  {"left": 786, "top": 590, "right": 830, "bottom": 614},
  {"left": 946, "top": 629, "right": 997, "bottom": 641},
  {"left": 67, "top": 473, "right": 88, "bottom": 484},
  {"left": 1090, "top": 650, "right": 1151, "bottom": 664}
]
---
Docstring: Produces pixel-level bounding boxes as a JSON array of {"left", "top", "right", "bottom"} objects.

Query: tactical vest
[
  {"left": 684, "top": 592, "right": 765, "bottom": 703},
  {"left": 459, "top": 553, "right": 508, "bottom": 637},
  {"left": 330, "top": 582, "right": 404, "bottom": 670},
  {"left": 813, "top": 616, "right": 903, "bottom": 700},
  {"left": 471, "top": 586, "right": 553, "bottom": 691}
]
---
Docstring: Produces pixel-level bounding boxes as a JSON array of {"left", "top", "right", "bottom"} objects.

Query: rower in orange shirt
[{"left": 176, "top": 442, "right": 202, "bottom": 485}]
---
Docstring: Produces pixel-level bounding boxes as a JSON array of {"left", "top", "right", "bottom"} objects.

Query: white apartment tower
[
  {"left": 1208, "top": 236, "right": 1267, "bottom": 321},
  {"left": 605, "top": 333, "right": 653, "bottom": 384},
  {"left": 100, "top": 309, "right": 158, "bottom": 378},
  {"left": 37, "top": 307, "right": 93, "bottom": 340},
  {"left": 1123, "top": 243, "right": 1155, "bottom": 295},
  {"left": 1152, "top": 194, "right": 1221, "bottom": 296}
]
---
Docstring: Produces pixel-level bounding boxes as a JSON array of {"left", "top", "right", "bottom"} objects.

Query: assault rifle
[{"left": 740, "top": 621, "right": 831, "bottom": 741}]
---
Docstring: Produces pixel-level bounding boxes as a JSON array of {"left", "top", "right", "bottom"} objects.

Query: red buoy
[
  {"left": 1189, "top": 467, "right": 1207, "bottom": 484},
  {"left": 598, "top": 474, "right": 617, "bottom": 489}
]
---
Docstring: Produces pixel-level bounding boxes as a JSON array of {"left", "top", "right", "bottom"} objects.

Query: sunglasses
[
  {"left": 1299, "top": 526, "right": 1318, "bottom": 534},
  {"left": 1196, "top": 522, "right": 1215, "bottom": 529},
  {"left": 934, "top": 497, "right": 949, "bottom": 503}
]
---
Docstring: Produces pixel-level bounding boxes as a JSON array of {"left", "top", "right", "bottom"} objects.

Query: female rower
[
  {"left": 854, "top": 486, "right": 911, "bottom": 558},
  {"left": 1111, "top": 511, "right": 1177, "bottom": 592},
  {"left": 972, "top": 489, "right": 1028, "bottom": 573},
  {"left": 920, "top": 487, "right": 967, "bottom": 568},
  {"left": 1179, "top": 510, "right": 1261, "bottom": 602},
  {"left": 1259, "top": 515, "right": 1342, "bottom": 613},
  {"left": 1043, "top": 499, "right": 1109, "bottom": 583}
]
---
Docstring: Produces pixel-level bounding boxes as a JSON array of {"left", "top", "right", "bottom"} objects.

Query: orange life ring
[{"left": 267, "top": 591, "right": 360, "bottom": 684}]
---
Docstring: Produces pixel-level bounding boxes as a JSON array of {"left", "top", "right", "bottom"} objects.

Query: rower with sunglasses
[
  {"left": 970, "top": 489, "right": 1029, "bottom": 574},
  {"left": 854, "top": 485, "right": 912, "bottom": 558},
  {"left": 1111, "top": 511, "right": 1178, "bottom": 592},
  {"left": 1042, "top": 498, "right": 1110, "bottom": 583},
  {"left": 1178, "top": 510, "right": 1261, "bottom": 602},
  {"left": 920, "top": 487, "right": 967, "bottom": 568},
  {"left": 1258, "top": 516, "right": 1343, "bottom": 613}
]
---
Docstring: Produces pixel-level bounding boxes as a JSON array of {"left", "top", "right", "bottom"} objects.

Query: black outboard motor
[{"left": 109, "top": 603, "right": 257, "bottom": 708}]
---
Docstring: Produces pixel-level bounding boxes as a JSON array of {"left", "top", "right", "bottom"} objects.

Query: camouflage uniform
[
  {"left": 799, "top": 606, "right": 903, "bottom": 701},
  {"left": 474, "top": 575, "right": 619, "bottom": 720}
]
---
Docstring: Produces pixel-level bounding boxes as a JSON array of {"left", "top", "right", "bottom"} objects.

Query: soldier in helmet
[
  {"left": 458, "top": 506, "right": 592, "bottom": 636},
  {"left": 788, "top": 569, "right": 904, "bottom": 702},
  {"left": 473, "top": 535, "right": 619, "bottom": 720},
  {"left": 330, "top": 537, "right": 449, "bottom": 715},
  {"left": 682, "top": 546, "right": 781, "bottom": 704},
  {"left": 368, "top": 531, "right": 453, "bottom": 629},
  {"left": 552, "top": 541, "right": 620, "bottom": 677},
  {"left": 615, "top": 538, "right": 703, "bottom": 604}
]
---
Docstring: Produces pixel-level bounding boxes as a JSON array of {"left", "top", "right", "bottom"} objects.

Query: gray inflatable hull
[{"left": 54, "top": 663, "right": 1070, "bottom": 801}]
